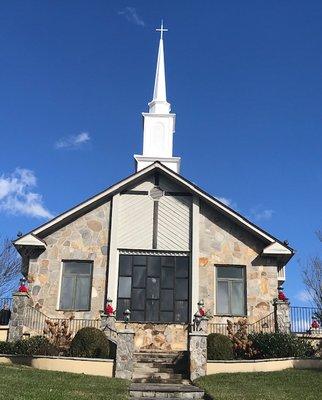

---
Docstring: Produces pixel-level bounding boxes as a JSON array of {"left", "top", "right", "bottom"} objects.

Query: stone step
[{"left": 129, "top": 383, "right": 204, "bottom": 399}]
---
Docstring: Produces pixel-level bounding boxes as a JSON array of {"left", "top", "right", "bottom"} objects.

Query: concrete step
[{"left": 129, "top": 383, "right": 204, "bottom": 399}]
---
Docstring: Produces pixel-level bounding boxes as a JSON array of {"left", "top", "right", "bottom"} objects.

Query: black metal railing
[
  {"left": 0, "top": 298, "right": 13, "bottom": 310},
  {"left": 24, "top": 305, "right": 100, "bottom": 338},
  {"left": 290, "top": 306, "right": 321, "bottom": 334},
  {"left": 208, "top": 312, "right": 276, "bottom": 336}
]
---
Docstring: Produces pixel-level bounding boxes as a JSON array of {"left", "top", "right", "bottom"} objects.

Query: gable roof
[{"left": 14, "top": 162, "right": 294, "bottom": 260}]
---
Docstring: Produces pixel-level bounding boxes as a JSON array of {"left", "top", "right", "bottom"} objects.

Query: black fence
[
  {"left": 0, "top": 298, "right": 12, "bottom": 310},
  {"left": 290, "top": 306, "right": 321, "bottom": 334},
  {"left": 208, "top": 312, "right": 276, "bottom": 336}
]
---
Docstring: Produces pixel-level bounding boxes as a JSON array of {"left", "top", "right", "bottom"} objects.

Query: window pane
[
  {"left": 175, "top": 278, "right": 188, "bottom": 300},
  {"left": 160, "top": 289, "right": 173, "bottom": 311},
  {"left": 116, "top": 299, "right": 130, "bottom": 320},
  {"left": 132, "top": 288, "right": 145, "bottom": 310},
  {"left": 147, "top": 257, "right": 161, "bottom": 277},
  {"left": 133, "top": 256, "right": 146, "bottom": 266},
  {"left": 217, "top": 266, "right": 243, "bottom": 279},
  {"left": 132, "top": 310, "right": 145, "bottom": 321},
  {"left": 217, "top": 281, "right": 229, "bottom": 314},
  {"left": 64, "top": 261, "right": 91, "bottom": 275},
  {"left": 146, "top": 300, "right": 159, "bottom": 321},
  {"left": 160, "top": 311, "right": 173, "bottom": 322},
  {"left": 59, "top": 276, "right": 74, "bottom": 310},
  {"left": 231, "top": 281, "right": 245, "bottom": 315},
  {"left": 176, "top": 257, "right": 189, "bottom": 278},
  {"left": 175, "top": 300, "right": 188, "bottom": 322},
  {"left": 147, "top": 277, "right": 160, "bottom": 299},
  {"left": 75, "top": 276, "right": 91, "bottom": 310},
  {"left": 118, "top": 277, "right": 132, "bottom": 298},
  {"left": 119, "top": 255, "right": 132, "bottom": 275},
  {"left": 161, "top": 256, "right": 175, "bottom": 267},
  {"left": 161, "top": 267, "right": 174, "bottom": 288},
  {"left": 133, "top": 266, "right": 146, "bottom": 288}
]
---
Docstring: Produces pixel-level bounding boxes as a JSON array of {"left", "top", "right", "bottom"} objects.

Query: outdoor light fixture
[
  {"left": 194, "top": 311, "right": 202, "bottom": 329},
  {"left": 123, "top": 309, "right": 131, "bottom": 327}
]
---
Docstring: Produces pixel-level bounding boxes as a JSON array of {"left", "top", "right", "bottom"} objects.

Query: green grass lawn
[
  {"left": 196, "top": 369, "right": 322, "bottom": 400},
  {"left": 0, "top": 364, "right": 129, "bottom": 400}
]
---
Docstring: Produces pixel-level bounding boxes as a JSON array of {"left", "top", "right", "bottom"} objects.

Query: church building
[{"left": 14, "top": 25, "right": 293, "bottom": 351}]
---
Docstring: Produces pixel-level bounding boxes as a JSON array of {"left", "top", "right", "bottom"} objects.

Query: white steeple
[{"left": 134, "top": 21, "right": 181, "bottom": 173}]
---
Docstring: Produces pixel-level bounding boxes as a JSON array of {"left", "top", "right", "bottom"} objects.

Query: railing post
[
  {"left": 189, "top": 317, "right": 208, "bottom": 381},
  {"left": 8, "top": 292, "right": 31, "bottom": 342},
  {"left": 273, "top": 298, "right": 291, "bottom": 334},
  {"left": 115, "top": 328, "right": 135, "bottom": 380}
]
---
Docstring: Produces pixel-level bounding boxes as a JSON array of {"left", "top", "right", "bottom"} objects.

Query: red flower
[
  {"left": 199, "top": 307, "right": 205, "bottom": 317},
  {"left": 18, "top": 285, "right": 28, "bottom": 293},
  {"left": 278, "top": 291, "right": 286, "bottom": 301},
  {"left": 105, "top": 304, "right": 115, "bottom": 316},
  {"left": 311, "top": 320, "right": 320, "bottom": 329}
]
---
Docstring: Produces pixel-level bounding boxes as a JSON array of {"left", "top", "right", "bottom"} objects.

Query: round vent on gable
[{"left": 149, "top": 186, "right": 164, "bottom": 201}]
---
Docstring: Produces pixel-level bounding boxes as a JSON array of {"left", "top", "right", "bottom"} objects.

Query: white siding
[
  {"left": 117, "top": 193, "right": 154, "bottom": 249},
  {"left": 158, "top": 195, "right": 191, "bottom": 251}
]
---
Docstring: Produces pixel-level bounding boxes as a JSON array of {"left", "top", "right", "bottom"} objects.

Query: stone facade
[
  {"left": 199, "top": 201, "right": 279, "bottom": 324},
  {"left": 27, "top": 202, "right": 110, "bottom": 319},
  {"left": 116, "top": 322, "right": 188, "bottom": 352},
  {"left": 115, "top": 329, "right": 135, "bottom": 380},
  {"left": 189, "top": 331, "right": 207, "bottom": 381},
  {"left": 8, "top": 292, "right": 31, "bottom": 342}
]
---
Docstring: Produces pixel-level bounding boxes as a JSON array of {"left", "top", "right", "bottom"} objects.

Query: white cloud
[
  {"left": 296, "top": 290, "right": 311, "bottom": 304},
  {"left": 217, "top": 197, "right": 232, "bottom": 207},
  {"left": 55, "top": 132, "right": 90, "bottom": 150},
  {"left": 251, "top": 206, "right": 274, "bottom": 221},
  {"left": 118, "top": 7, "right": 145, "bottom": 27},
  {"left": 0, "top": 168, "right": 53, "bottom": 219}
]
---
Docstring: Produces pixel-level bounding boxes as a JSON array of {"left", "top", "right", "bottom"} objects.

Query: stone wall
[
  {"left": 27, "top": 202, "right": 111, "bottom": 319},
  {"left": 199, "top": 201, "right": 279, "bottom": 324},
  {"left": 116, "top": 322, "right": 189, "bottom": 351}
]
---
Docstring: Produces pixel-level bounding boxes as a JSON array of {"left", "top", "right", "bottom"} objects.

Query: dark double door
[{"left": 116, "top": 254, "right": 190, "bottom": 323}]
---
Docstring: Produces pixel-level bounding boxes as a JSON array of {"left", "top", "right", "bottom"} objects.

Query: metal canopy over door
[{"left": 116, "top": 254, "right": 190, "bottom": 323}]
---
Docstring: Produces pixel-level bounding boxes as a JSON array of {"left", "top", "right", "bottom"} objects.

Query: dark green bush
[
  {"left": 249, "top": 333, "right": 315, "bottom": 359},
  {"left": 69, "top": 327, "right": 110, "bottom": 359},
  {"left": 207, "top": 333, "right": 234, "bottom": 360},
  {"left": 0, "top": 341, "right": 14, "bottom": 354},
  {"left": 13, "top": 336, "right": 60, "bottom": 356}
]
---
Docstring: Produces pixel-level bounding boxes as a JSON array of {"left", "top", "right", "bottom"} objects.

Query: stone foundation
[{"left": 116, "top": 322, "right": 189, "bottom": 351}]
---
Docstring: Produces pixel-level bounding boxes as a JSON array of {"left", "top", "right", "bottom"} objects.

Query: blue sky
[{"left": 0, "top": 1, "right": 321, "bottom": 304}]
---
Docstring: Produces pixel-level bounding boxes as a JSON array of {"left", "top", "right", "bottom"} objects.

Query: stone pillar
[
  {"left": 100, "top": 312, "right": 116, "bottom": 331},
  {"left": 274, "top": 299, "right": 291, "bottom": 333},
  {"left": 115, "top": 329, "right": 135, "bottom": 380},
  {"left": 8, "top": 292, "right": 30, "bottom": 342},
  {"left": 189, "top": 331, "right": 208, "bottom": 381}
]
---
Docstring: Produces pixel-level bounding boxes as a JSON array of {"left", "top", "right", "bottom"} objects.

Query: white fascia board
[
  {"left": 155, "top": 164, "right": 277, "bottom": 244},
  {"left": 14, "top": 162, "right": 292, "bottom": 256},
  {"left": 14, "top": 234, "right": 46, "bottom": 248},
  {"left": 262, "top": 242, "right": 292, "bottom": 255},
  {"left": 14, "top": 164, "right": 158, "bottom": 242}
]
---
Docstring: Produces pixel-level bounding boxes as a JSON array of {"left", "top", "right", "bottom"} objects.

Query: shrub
[
  {"left": 69, "top": 327, "right": 110, "bottom": 359},
  {"left": 13, "top": 336, "right": 60, "bottom": 356},
  {"left": 249, "top": 332, "right": 315, "bottom": 359},
  {"left": 207, "top": 333, "right": 234, "bottom": 360},
  {"left": 227, "top": 318, "right": 258, "bottom": 359},
  {"left": 0, "top": 341, "right": 14, "bottom": 354}
]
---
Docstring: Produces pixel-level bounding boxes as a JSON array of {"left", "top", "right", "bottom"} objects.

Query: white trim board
[{"left": 13, "top": 162, "right": 293, "bottom": 258}]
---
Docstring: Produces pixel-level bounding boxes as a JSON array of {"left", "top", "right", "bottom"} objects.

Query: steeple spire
[
  {"left": 134, "top": 21, "right": 181, "bottom": 173},
  {"left": 149, "top": 21, "right": 171, "bottom": 114}
]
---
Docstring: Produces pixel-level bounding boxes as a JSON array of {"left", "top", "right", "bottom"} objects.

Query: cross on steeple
[{"left": 156, "top": 20, "right": 168, "bottom": 40}]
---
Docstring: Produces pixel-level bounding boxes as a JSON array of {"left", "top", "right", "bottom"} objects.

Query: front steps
[
  {"left": 129, "top": 383, "right": 205, "bottom": 399},
  {"left": 132, "top": 351, "right": 189, "bottom": 384}
]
